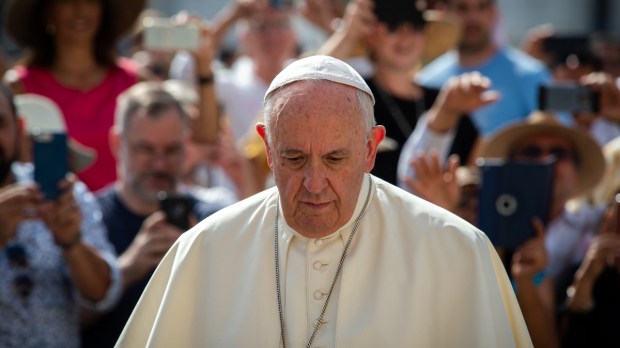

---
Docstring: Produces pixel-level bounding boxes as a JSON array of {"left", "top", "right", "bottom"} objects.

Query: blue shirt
[
  {"left": 417, "top": 47, "right": 552, "bottom": 136},
  {"left": 0, "top": 163, "right": 121, "bottom": 348}
]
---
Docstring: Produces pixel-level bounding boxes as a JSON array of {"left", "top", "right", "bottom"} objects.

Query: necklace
[
  {"left": 374, "top": 84, "right": 426, "bottom": 140},
  {"left": 274, "top": 176, "right": 374, "bottom": 348}
]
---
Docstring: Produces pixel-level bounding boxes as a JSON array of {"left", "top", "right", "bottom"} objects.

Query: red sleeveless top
[{"left": 15, "top": 58, "right": 137, "bottom": 192}]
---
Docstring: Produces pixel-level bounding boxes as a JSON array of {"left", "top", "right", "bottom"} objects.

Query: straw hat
[
  {"left": 480, "top": 111, "right": 605, "bottom": 198},
  {"left": 4, "top": 0, "right": 145, "bottom": 46},
  {"left": 15, "top": 94, "right": 96, "bottom": 173}
]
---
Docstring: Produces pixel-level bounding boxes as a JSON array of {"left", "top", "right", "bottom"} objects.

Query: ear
[
  {"left": 364, "top": 125, "right": 386, "bottom": 172},
  {"left": 256, "top": 122, "right": 274, "bottom": 169},
  {"left": 109, "top": 127, "right": 121, "bottom": 159}
]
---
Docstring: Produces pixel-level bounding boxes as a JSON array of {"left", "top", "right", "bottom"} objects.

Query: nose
[
  {"left": 150, "top": 154, "right": 170, "bottom": 171},
  {"left": 303, "top": 163, "right": 328, "bottom": 194}
]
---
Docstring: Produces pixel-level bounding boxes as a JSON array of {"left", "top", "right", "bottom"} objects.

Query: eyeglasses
[
  {"left": 6, "top": 244, "right": 34, "bottom": 301},
  {"left": 128, "top": 142, "right": 184, "bottom": 162}
]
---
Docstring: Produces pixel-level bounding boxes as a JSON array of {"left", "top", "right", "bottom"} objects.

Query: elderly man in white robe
[{"left": 116, "top": 55, "right": 532, "bottom": 347}]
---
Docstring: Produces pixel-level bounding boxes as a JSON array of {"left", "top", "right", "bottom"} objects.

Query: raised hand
[
  {"left": 580, "top": 72, "right": 620, "bottom": 123},
  {"left": 38, "top": 175, "right": 82, "bottom": 249},
  {"left": 0, "top": 183, "right": 41, "bottom": 248},
  {"left": 402, "top": 152, "right": 461, "bottom": 212},
  {"left": 511, "top": 218, "right": 548, "bottom": 282},
  {"left": 427, "top": 72, "right": 501, "bottom": 132},
  {"left": 118, "top": 211, "right": 184, "bottom": 289}
]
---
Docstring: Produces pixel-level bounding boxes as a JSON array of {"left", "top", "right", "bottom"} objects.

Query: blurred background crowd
[{"left": 1, "top": 0, "right": 620, "bottom": 347}]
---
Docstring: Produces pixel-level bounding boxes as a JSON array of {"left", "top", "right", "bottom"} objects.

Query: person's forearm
[
  {"left": 567, "top": 269, "right": 596, "bottom": 312},
  {"left": 193, "top": 60, "right": 219, "bottom": 144},
  {"left": 64, "top": 242, "right": 111, "bottom": 301},
  {"left": 516, "top": 279, "right": 559, "bottom": 348},
  {"left": 210, "top": 5, "right": 243, "bottom": 52},
  {"left": 316, "top": 28, "right": 359, "bottom": 60}
]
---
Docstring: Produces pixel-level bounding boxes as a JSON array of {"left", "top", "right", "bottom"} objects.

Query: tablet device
[{"left": 476, "top": 158, "right": 555, "bottom": 250}]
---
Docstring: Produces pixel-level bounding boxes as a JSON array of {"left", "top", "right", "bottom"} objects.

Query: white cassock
[{"left": 116, "top": 174, "right": 532, "bottom": 348}]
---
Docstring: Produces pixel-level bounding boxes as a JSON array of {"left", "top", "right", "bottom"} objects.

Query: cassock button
[
  {"left": 314, "top": 239, "right": 324, "bottom": 247},
  {"left": 313, "top": 290, "right": 325, "bottom": 300},
  {"left": 313, "top": 261, "right": 323, "bottom": 270}
]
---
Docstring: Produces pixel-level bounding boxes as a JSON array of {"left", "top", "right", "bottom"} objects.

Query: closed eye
[{"left": 326, "top": 157, "right": 344, "bottom": 164}]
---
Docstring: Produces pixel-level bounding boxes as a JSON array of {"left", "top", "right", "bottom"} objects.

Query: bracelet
[
  {"left": 57, "top": 233, "right": 82, "bottom": 252},
  {"left": 566, "top": 285, "right": 595, "bottom": 312},
  {"left": 198, "top": 75, "right": 214, "bottom": 86}
]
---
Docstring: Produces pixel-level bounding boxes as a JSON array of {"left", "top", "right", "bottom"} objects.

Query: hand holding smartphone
[
  {"left": 32, "top": 132, "right": 69, "bottom": 200},
  {"left": 158, "top": 192, "right": 192, "bottom": 231}
]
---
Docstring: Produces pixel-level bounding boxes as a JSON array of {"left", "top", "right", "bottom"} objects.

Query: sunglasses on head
[
  {"left": 6, "top": 244, "right": 34, "bottom": 301},
  {"left": 514, "top": 145, "right": 577, "bottom": 162}
]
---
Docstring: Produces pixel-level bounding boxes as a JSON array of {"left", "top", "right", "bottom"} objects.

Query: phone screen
[
  {"left": 538, "top": 84, "right": 600, "bottom": 114},
  {"left": 32, "top": 132, "right": 68, "bottom": 200},
  {"left": 142, "top": 18, "right": 200, "bottom": 51}
]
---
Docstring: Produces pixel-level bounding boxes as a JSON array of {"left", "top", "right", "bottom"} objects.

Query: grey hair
[
  {"left": 114, "top": 81, "right": 190, "bottom": 135},
  {"left": 263, "top": 80, "right": 376, "bottom": 144}
]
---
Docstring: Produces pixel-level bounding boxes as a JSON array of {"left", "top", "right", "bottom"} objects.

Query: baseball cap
[{"left": 14, "top": 94, "right": 97, "bottom": 173}]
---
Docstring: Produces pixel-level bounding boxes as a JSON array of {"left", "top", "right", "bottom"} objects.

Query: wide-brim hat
[
  {"left": 422, "top": 10, "right": 460, "bottom": 65},
  {"left": 479, "top": 111, "right": 605, "bottom": 198},
  {"left": 4, "top": 0, "right": 145, "bottom": 46},
  {"left": 15, "top": 94, "right": 96, "bottom": 173}
]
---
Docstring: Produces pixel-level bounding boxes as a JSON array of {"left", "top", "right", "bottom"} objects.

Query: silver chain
[{"left": 275, "top": 176, "right": 374, "bottom": 348}]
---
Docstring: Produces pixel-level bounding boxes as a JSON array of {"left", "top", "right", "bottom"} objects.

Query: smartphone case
[
  {"left": 477, "top": 158, "right": 555, "bottom": 250},
  {"left": 158, "top": 193, "right": 192, "bottom": 231},
  {"left": 33, "top": 132, "right": 68, "bottom": 200}
]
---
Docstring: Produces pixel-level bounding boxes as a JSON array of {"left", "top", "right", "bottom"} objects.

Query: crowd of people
[{"left": 1, "top": 0, "right": 620, "bottom": 347}]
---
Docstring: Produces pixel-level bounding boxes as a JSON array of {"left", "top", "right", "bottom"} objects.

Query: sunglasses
[
  {"left": 6, "top": 244, "right": 34, "bottom": 301},
  {"left": 385, "top": 21, "right": 425, "bottom": 33},
  {"left": 513, "top": 145, "right": 578, "bottom": 162}
]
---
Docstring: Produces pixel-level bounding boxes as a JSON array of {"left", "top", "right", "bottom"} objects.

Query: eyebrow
[{"left": 279, "top": 149, "right": 351, "bottom": 157}]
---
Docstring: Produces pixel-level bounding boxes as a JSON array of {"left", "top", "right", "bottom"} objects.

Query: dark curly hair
[{"left": 21, "top": 0, "right": 118, "bottom": 68}]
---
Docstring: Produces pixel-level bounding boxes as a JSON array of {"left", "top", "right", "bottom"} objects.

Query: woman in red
[{"left": 4, "top": 0, "right": 144, "bottom": 192}]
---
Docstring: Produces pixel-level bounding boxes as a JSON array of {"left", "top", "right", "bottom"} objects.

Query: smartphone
[
  {"left": 538, "top": 83, "right": 601, "bottom": 114},
  {"left": 32, "top": 132, "right": 69, "bottom": 200},
  {"left": 142, "top": 17, "right": 200, "bottom": 51},
  {"left": 158, "top": 192, "right": 192, "bottom": 231},
  {"left": 543, "top": 36, "right": 590, "bottom": 57},
  {"left": 476, "top": 158, "right": 555, "bottom": 250}
]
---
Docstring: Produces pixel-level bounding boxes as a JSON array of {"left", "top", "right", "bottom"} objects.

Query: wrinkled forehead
[{"left": 268, "top": 81, "right": 363, "bottom": 130}]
